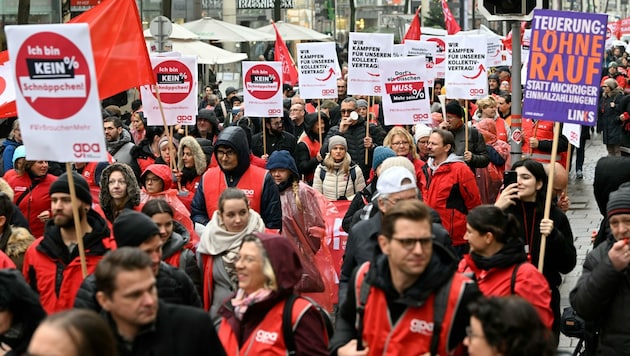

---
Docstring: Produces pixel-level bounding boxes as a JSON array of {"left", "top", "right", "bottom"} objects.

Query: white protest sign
[
  {"left": 562, "top": 123, "right": 582, "bottom": 148},
  {"left": 347, "top": 32, "right": 393, "bottom": 96},
  {"left": 296, "top": 42, "right": 341, "bottom": 100},
  {"left": 487, "top": 36, "right": 503, "bottom": 67},
  {"left": 141, "top": 55, "right": 198, "bottom": 126},
  {"left": 420, "top": 35, "right": 446, "bottom": 78},
  {"left": 0, "top": 61, "right": 16, "bottom": 108},
  {"left": 392, "top": 44, "right": 405, "bottom": 58},
  {"left": 6, "top": 23, "right": 106, "bottom": 162},
  {"left": 379, "top": 56, "right": 432, "bottom": 125},
  {"left": 403, "top": 40, "right": 438, "bottom": 85},
  {"left": 242, "top": 61, "right": 283, "bottom": 118},
  {"left": 445, "top": 35, "right": 488, "bottom": 99}
]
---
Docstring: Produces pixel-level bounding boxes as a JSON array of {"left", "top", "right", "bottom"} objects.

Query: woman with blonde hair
[
  {"left": 383, "top": 126, "right": 425, "bottom": 190},
  {"left": 313, "top": 135, "right": 365, "bottom": 201},
  {"left": 266, "top": 150, "right": 336, "bottom": 310},
  {"left": 473, "top": 96, "right": 510, "bottom": 144}
]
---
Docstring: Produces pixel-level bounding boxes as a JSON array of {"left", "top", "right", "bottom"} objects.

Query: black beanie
[
  {"left": 49, "top": 172, "right": 92, "bottom": 205},
  {"left": 445, "top": 102, "right": 465, "bottom": 119},
  {"left": 607, "top": 182, "right": 630, "bottom": 219},
  {"left": 113, "top": 209, "right": 160, "bottom": 247}
]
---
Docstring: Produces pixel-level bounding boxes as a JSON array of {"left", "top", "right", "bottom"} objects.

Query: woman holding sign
[{"left": 495, "top": 159, "right": 576, "bottom": 342}]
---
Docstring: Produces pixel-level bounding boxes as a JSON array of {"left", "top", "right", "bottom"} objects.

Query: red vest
[
  {"left": 218, "top": 298, "right": 313, "bottom": 355},
  {"left": 202, "top": 166, "right": 266, "bottom": 217},
  {"left": 200, "top": 254, "right": 214, "bottom": 311},
  {"left": 354, "top": 262, "right": 471, "bottom": 356},
  {"left": 522, "top": 119, "right": 567, "bottom": 168},
  {"left": 495, "top": 117, "right": 509, "bottom": 143},
  {"left": 298, "top": 135, "right": 320, "bottom": 183}
]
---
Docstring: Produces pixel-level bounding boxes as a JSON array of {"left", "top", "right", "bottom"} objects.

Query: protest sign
[
  {"left": 523, "top": 10, "right": 606, "bottom": 126},
  {"left": 420, "top": 35, "right": 446, "bottom": 78},
  {"left": 141, "top": 55, "right": 197, "bottom": 126},
  {"left": 562, "top": 123, "right": 582, "bottom": 148},
  {"left": 487, "top": 35, "right": 503, "bottom": 67},
  {"left": 379, "top": 56, "right": 432, "bottom": 125},
  {"left": 6, "top": 23, "right": 106, "bottom": 162},
  {"left": 242, "top": 61, "right": 283, "bottom": 117},
  {"left": 347, "top": 32, "right": 393, "bottom": 96},
  {"left": 445, "top": 34, "right": 488, "bottom": 99},
  {"left": 392, "top": 44, "right": 405, "bottom": 58},
  {"left": 403, "top": 40, "right": 438, "bottom": 85},
  {"left": 296, "top": 42, "right": 341, "bottom": 99}
]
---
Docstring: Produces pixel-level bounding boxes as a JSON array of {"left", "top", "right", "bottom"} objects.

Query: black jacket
[
  {"left": 163, "top": 221, "right": 202, "bottom": 298},
  {"left": 108, "top": 301, "right": 225, "bottom": 356},
  {"left": 74, "top": 261, "right": 202, "bottom": 311},
  {"left": 251, "top": 130, "right": 297, "bottom": 158}
]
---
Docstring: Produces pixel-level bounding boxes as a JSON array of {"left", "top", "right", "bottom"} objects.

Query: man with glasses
[
  {"left": 191, "top": 126, "right": 281, "bottom": 231},
  {"left": 251, "top": 116, "right": 297, "bottom": 160},
  {"left": 322, "top": 97, "right": 386, "bottom": 178},
  {"left": 338, "top": 165, "right": 453, "bottom": 307},
  {"left": 331, "top": 199, "right": 480, "bottom": 355}
]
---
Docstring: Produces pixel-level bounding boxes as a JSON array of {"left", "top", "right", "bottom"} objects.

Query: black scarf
[
  {"left": 470, "top": 238, "right": 527, "bottom": 270},
  {"left": 180, "top": 167, "right": 198, "bottom": 186}
]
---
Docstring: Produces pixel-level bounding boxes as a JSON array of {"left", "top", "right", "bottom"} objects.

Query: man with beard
[
  {"left": 251, "top": 116, "right": 297, "bottom": 160},
  {"left": 95, "top": 247, "right": 224, "bottom": 356},
  {"left": 22, "top": 172, "right": 111, "bottom": 313},
  {"left": 104, "top": 116, "right": 135, "bottom": 166}
]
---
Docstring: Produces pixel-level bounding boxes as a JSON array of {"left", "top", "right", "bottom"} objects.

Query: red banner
[{"left": 324, "top": 200, "right": 351, "bottom": 303}]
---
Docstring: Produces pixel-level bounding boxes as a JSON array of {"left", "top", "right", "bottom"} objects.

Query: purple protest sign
[{"left": 522, "top": 10, "right": 607, "bottom": 127}]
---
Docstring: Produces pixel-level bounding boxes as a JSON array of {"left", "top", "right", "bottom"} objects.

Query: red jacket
[
  {"left": 202, "top": 166, "right": 266, "bottom": 218},
  {"left": 6, "top": 173, "right": 57, "bottom": 238},
  {"left": 22, "top": 210, "right": 111, "bottom": 313},
  {"left": 522, "top": 119, "right": 568, "bottom": 169},
  {"left": 355, "top": 262, "right": 473, "bottom": 356},
  {"left": 0, "top": 250, "right": 15, "bottom": 269},
  {"left": 421, "top": 157, "right": 482, "bottom": 246},
  {"left": 218, "top": 298, "right": 315, "bottom": 355},
  {"left": 458, "top": 255, "right": 554, "bottom": 329},
  {"left": 298, "top": 135, "right": 320, "bottom": 183}
]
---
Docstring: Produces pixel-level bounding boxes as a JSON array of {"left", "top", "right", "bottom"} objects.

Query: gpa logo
[
  {"left": 409, "top": 319, "right": 433, "bottom": 336},
  {"left": 255, "top": 330, "right": 278, "bottom": 345},
  {"left": 177, "top": 115, "right": 193, "bottom": 123},
  {"left": 321, "top": 88, "right": 335, "bottom": 96},
  {"left": 73, "top": 143, "right": 101, "bottom": 159},
  {"left": 469, "top": 88, "right": 485, "bottom": 97},
  {"left": 412, "top": 113, "right": 429, "bottom": 122},
  {"left": 267, "top": 108, "right": 282, "bottom": 116}
]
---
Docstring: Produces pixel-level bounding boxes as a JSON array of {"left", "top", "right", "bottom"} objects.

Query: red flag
[
  {"left": 0, "top": 0, "right": 154, "bottom": 118},
  {"left": 502, "top": 21, "right": 527, "bottom": 52},
  {"left": 441, "top": 0, "right": 461, "bottom": 35},
  {"left": 403, "top": 6, "right": 422, "bottom": 43},
  {"left": 272, "top": 22, "right": 299, "bottom": 86}
]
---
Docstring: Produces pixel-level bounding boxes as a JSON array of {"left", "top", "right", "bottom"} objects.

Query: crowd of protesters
[{"left": 1, "top": 52, "right": 629, "bottom": 355}]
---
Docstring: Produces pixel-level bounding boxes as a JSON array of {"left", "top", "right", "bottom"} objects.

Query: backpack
[
  {"left": 355, "top": 262, "right": 452, "bottom": 356},
  {"left": 319, "top": 164, "right": 358, "bottom": 199},
  {"left": 282, "top": 294, "right": 334, "bottom": 355}
]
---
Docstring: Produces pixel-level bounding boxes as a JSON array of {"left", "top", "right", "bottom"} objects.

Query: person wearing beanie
[
  {"left": 191, "top": 126, "right": 282, "bottom": 233},
  {"left": 439, "top": 101, "right": 490, "bottom": 170},
  {"left": 74, "top": 209, "right": 202, "bottom": 313},
  {"left": 214, "top": 86, "right": 238, "bottom": 123},
  {"left": 295, "top": 112, "right": 330, "bottom": 185},
  {"left": 488, "top": 73, "right": 500, "bottom": 95},
  {"left": 156, "top": 135, "right": 179, "bottom": 167},
  {"left": 5, "top": 159, "right": 57, "bottom": 238},
  {"left": 601, "top": 59, "right": 627, "bottom": 90},
  {"left": 313, "top": 135, "right": 366, "bottom": 201},
  {"left": 191, "top": 109, "right": 220, "bottom": 142},
  {"left": 356, "top": 99, "right": 369, "bottom": 119},
  {"left": 571, "top": 182, "right": 630, "bottom": 353},
  {"left": 2, "top": 144, "right": 27, "bottom": 182},
  {"left": 321, "top": 97, "right": 386, "bottom": 179},
  {"left": 414, "top": 123, "right": 432, "bottom": 161},
  {"left": 22, "top": 172, "right": 111, "bottom": 313}
]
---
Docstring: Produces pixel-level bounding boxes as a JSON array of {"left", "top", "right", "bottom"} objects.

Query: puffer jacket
[
  {"left": 570, "top": 237, "right": 630, "bottom": 355},
  {"left": 321, "top": 116, "right": 386, "bottom": 178},
  {"left": 99, "top": 163, "right": 141, "bottom": 224},
  {"left": 0, "top": 225, "right": 35, "bottom": 271},
  {"left": 74, "top": 260, "right": 202, "bottom": 311},
  {"left": 422, "top": 154, "right": 482, "bottom": 246},
  {"left": 22, "top": 210, "right": 111, "bottom": 313},
  {"left": 312, "top": 153, "right": 365, "bottom": 201}
]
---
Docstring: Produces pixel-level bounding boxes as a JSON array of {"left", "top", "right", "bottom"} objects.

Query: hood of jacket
[
  {"left": 213, "top": 126, "right": 250, "bottom": 177},
  {"left": 366, "top": 240, "right": 458, "bottom": 307},
  {"left": 255, "top": 232, "right": 302, "bottom": 293},
  {"left": 162, "top": 229, "right": 187, "bottom": 259},
  {"left": 177, "top": 136, "right": 207, "bottom": 176},
  {"left": 99, "top": 163, "right": 141, "bottom": 213},
  {"left": 0, "top": 177, "right": 14, "bottom": 200},
  {"left": 141, "top": 163, "right": 173, "bottom": 190},
  {"left": 4, "top": 226, "right": 35, "bottom": 259}
]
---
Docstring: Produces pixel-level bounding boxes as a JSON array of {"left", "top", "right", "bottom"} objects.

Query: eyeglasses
[
  {"left": 108, "top": 180, "right": 127, "bottom": 186},
  {"left": 391, "top": 236, "right": 433, "bottom": 250},
  {"left": 144, "top": 176, "right": 162, "bottom": 183},
  {"left": 465, "top": 326, "right": 485, "bottom": 340},
  {"left": 216, "top": 149, "right": 236, "bottom": 158},
  {"left": 340, "top": 109, "right": 355, "bottom": 114},
  {"left": 391, "top": 141, "right": 410, "bottom": 147}
]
